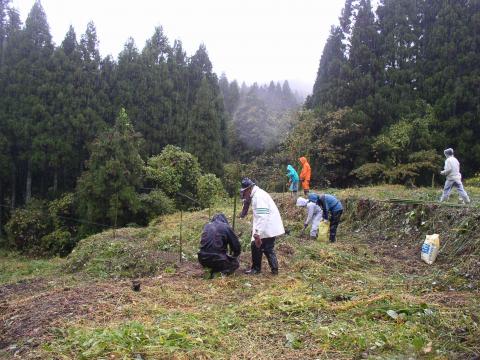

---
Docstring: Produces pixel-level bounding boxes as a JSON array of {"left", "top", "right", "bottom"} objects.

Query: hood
[
  {"left": 299, "top": 157, "right": 307, "bottom": 165},
  {"left": 287, "top": 165, "right": 295, "bottom": 173},
  {"left": 444, "top": 148, "right": 454, "bottom": 158},
  {"left": 296, "top": 197, "right": 308, "bottom": 207},
  {"left": 212, "top": 213, "right": 229, "bottom": 225}
]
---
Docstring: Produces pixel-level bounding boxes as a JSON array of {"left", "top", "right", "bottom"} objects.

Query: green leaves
[{"left": 76, "top": 109, "right": 144, "bottom": 232}]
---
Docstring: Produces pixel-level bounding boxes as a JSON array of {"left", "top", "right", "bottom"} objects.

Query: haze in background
[{"left": 11, "top": 0, "right": 344, "bottom": 95}]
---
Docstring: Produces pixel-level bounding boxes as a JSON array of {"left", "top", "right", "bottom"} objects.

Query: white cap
[{"left": 296, "top": 197, "right": 308, "bottom": 207}]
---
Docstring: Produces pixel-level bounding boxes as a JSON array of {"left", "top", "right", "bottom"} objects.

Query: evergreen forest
[
  {"left": 303, "top": 0, "right": 479, "bottom": 187},
  {"left": 0, "top": 0, "right": 479, "bottom": 254}
]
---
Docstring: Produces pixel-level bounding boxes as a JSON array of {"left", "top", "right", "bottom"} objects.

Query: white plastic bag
[{"left": 421, "top": 234, "right": 440, "bottom": 264}]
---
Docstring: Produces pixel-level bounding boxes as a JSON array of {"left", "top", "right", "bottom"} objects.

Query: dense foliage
[
  {"left": 0, "top": 0, "right": 244, "bottom": 242},
  {"left": 303, "top": 0, "right": 480, "bottom": 186},
  {"left": 0, "top": 0, "right": 231, "bottom": 233}
]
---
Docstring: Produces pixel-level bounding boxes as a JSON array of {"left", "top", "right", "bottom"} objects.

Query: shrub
[
  {"left": 197, "top": 174, "right": 226, "bottom": 208},
  {"left": 40, "top": 229, "right": 73, "bottom": 256},
  {"left": 145, "top": 145, "right": 202, "bottom": 208},
  {"left": 48, "top": 193, "right": 77, "bottom": 232},
  {"left": 5, "top": 195, "right": 78, "bottom": 256},
  {"left": 5, "top": 199, "right": 51, "bottom": 253},
  {"left": 137, "top": 190, "right": 175, "bottom": 224},
  {"left": 351, "top": 163, "right": 387, "bottom": 184},
  {"left": 222, "top": 162, "right": 246, "bottom": 196}
]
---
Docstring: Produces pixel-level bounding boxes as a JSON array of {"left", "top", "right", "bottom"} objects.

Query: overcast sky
[{"left": 11, "top": 0, "right": 345, "bottom": 94}]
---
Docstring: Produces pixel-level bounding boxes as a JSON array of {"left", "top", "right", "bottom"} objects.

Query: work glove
[
  {"left": 440, "top": 170, "right": 445, "bottom": 175},
  {"left": 300, "top": 223, "right": 308, "bottom": 237},
  {"left": 254, "top": 233, "right": 262, "bottom": 248}
]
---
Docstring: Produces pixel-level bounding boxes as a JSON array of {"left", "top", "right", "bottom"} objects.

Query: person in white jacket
[
  {"left": 440, "top": 148, "right": 470, "bottom": 204},
  {"left": 296, "top": 197, "right": 324, "bottom": 239},
  {"left": 240, "top": 178, "right": 285, "bottom": 275}
]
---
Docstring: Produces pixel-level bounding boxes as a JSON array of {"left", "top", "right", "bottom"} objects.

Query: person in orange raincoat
[{"left": 299, "top": 157, "right": 311, "bottom": 195}]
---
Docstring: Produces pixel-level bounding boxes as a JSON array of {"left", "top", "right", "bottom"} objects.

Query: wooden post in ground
[
  {"left": 179, "top": 209, "right": 183, "bottom": 263},
  {"left": 232, "top": 195, "right": 237, "bottom": 232}
]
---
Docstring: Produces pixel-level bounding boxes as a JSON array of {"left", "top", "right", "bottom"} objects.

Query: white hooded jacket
[
  {"left": 249, "top": 186, "right": 285, "bottom": 241},
  {"left": 441, "top": 156, "right": 462, "bottom": 181}
]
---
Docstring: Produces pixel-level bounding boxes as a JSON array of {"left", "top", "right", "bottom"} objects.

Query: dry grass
[{"left": 1, "top": 185, "right": 479, "bottom": 359}]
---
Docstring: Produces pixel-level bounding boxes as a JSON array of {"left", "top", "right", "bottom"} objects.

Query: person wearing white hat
[{"left": 296, "top": 197, "right": 323, "bottom": 239}]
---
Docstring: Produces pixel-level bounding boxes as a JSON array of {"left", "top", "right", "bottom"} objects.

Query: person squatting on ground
[
  {"left": 299, "top": 157, "right": 311, "bottom": 196},
  {"left": 296, "top": 197, "right": 323, "bottom": 239},
  {"left": 197, "top": 213, "right": 241, "bottom": 278},
  {"left": 312, "top": 193, "right": 343, "bottom": 243},
  {"left": 286, "top": 164, "right": 299, "bottom": 197},
  {"left": 439, "top": 148, "right": 470, "bottom": 204},
  {"left": 240, "top": 178, "right": 285, "bottom": 275}
]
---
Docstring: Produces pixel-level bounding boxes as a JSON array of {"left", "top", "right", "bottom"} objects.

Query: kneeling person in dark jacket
[{"left": 198, "top": 213, "right": 241, "bottom": 278}]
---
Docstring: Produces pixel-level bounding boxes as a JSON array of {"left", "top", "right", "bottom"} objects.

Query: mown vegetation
[{"left": 1, "top": 186, "right": 479, "bottom": 359}]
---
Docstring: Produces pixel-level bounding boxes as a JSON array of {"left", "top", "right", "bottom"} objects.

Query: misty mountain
[{"left": 219, "top": 75, "right": 301, "bottom": 160}]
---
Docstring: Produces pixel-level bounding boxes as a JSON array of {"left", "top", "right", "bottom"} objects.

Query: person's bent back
[{"left": 198, "top": 213, "right": 241, "bottom": 277}]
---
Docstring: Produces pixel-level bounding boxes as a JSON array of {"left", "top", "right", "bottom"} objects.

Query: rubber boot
[
  {"left": 266, "top": 251, "right": 279, "bottom": 275},
  {"left": 246, "top": 242, "right": 262, "bottom": 274}
]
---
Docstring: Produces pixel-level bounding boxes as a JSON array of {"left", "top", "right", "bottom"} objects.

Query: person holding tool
[
  {"left": 286, "top": 164, "right": 299, "bottom": 197},
  {"left": 240, "top": 178, "right": 284, "bottom": 275},
  {"left": 296, "top": 196, "right": 323, "bottom": 239},
  {"left": 197, "top": 213, "right": 241, "bottom": 278}
]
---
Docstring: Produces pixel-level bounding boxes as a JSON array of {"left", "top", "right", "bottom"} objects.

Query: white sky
[{"left": 11, "top": 0, "right": 345, "bottom": 93}]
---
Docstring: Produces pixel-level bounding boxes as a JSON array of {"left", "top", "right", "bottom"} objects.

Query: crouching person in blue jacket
[
  {"left": 311, "top": 193, "right": 343, "bottom": 243},
  {"left": 198, "top": 213, "right": 241, "bottom": 278}
]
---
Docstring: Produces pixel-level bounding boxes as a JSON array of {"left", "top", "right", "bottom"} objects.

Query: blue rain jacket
[{"left": 286, "top": 165, "right": 299, "bottom": 182}]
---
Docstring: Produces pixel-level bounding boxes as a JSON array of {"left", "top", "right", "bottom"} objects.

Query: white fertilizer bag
[{"left": 421, "top": 234, "right": 440, "bottom": 264}]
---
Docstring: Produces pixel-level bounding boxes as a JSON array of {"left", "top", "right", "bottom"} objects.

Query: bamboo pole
[
  {"left": 232, "top": 195, "right": 237, "bottom": 232},
  {"left": 179, "top": 209, "right": 183, "bottom": 263}
]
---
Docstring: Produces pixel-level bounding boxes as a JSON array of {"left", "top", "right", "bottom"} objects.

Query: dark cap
[{"left": 240, "top": 177, "right": 255, "bottom": 192}]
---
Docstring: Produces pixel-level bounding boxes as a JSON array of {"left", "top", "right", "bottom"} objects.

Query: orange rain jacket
[{"left": 299, "top": 157, "right": 311, "bottom": 190}]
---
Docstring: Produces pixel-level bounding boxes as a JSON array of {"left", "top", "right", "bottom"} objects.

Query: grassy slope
[{"left": 1, "top": 185, "right": 479, "bottom": 359}]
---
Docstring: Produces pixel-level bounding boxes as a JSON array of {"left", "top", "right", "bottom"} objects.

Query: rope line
[{"left": 0, "top": 203, "right": 111, "bottom": 228}]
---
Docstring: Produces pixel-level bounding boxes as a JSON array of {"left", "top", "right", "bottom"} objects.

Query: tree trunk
[
  {"left": 11, "top": 165, "right": 16, "bottom": 209},
  {"left": 53, "top": 169, "right": 58, "bottom": 194},
  {"left": 26, "top": 159, "right": 32, "bottom": 203}
]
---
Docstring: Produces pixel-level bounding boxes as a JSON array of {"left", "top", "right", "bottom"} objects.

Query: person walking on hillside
[
  {"left": 240, "top": 178, "right": 285, "bottom": 275},
  {"left": 440, "top": 148, "right": 470, "bottom": 204},
  {"left": 286, "top": 165, "right": 299, "bottom": 197},
  {"left": 312, "top": 193, "right": 343, "bottom": 243},
  {"left": 299, "top": 157, "right": 311, "bottom": 196},
  {"left": 296, "top": 197, "right": 323, "bottom": 239},
  {"left": 198, "top": 213, "right": 241, "bottom": 278}
]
